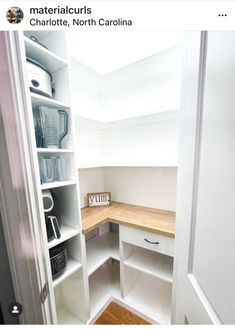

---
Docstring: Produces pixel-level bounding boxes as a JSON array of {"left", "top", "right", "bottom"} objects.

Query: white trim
[
  {"left": 188, "top": 274, "right": 221, "bottom": 324},
  {"left": 187, "top": 31, "right": 208, "bottom": 273},
  {"left": 0, "top": 31, "right": 50, "bottom": 323}
]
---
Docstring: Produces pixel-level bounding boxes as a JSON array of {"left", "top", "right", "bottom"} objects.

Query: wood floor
[{"left": 95, "top": 302, "right": 150, "bottom": 325}]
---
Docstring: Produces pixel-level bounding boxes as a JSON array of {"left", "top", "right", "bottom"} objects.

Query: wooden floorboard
[{"left": 94, "top": 302, "right": 150, "bottom": 325}]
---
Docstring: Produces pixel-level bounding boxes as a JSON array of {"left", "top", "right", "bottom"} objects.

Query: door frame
[{"left": 0, "top": 31, "right": 52, "bottom": 324}]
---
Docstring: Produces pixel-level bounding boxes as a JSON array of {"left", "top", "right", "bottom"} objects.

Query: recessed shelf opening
[
  {"left": 42, "top": 184, "right": 80, "bottom": 235},
  {"left": 86, "top": 224, "right": 119, "bottom": 276},
  {"left": 54, "top": 269, "right": 86, "bottom": 324},
  {"left": 24, "top": 31, "right": 67, "bottom": 61},
  {"left": 123, "top": 266, "right": 172, "bottom": 324},
  {"left": 52, "top": 235, "right": 83, "bottom": 288},
  {"left": 89, "top": 259, "right": 120, "bottom": 319},
  {"left": 123, "top": 242, "right": 173, "bottom": 283},
  {"left": 38, "top": 152, "right": 76, "bottom": 185}
]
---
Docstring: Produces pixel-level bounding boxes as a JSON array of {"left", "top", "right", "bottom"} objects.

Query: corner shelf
[
  {"left": 86, "top": 232, "right": 119, "bottom": 276},
  {"left": 89, "top": 260, "right": 120, "bottom": 319},
  {"left": 52, "top": 258, "right": 82, "bottom": 288},
  {"left": 48, "top": 225, "right": 80, "bottom": 249},
  {"left": 24, "top": 36, "right": 67, "bottom": 72},
  {"left": 124, "top": 247, "right": 173, "bottom": 283},
  {"left": 41, "top": 180, "right": 76, "bottom": 190},
  {"left": 30, "top": 92, "right": 70, "bottom": 110}
]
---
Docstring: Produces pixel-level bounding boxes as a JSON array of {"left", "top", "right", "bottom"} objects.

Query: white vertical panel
[{"left": 192, "top": 32, "right": 235, "bottom": 324}]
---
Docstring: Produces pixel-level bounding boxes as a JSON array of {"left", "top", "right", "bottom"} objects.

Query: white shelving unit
[
  {"left": 123, "top": 245, "right": 173, "bottom": 283},
  {"left": 119, "top": 225, "right": 174, "bottom": 324},
  {"left": 86, "top": 232, "right": 119, "bottom": 276},
  {"left": 54, "top": 269, "right": 86, "bottom": 324},
  {"left": 18, "top": 31, "right": 88, "bottom": 324}
]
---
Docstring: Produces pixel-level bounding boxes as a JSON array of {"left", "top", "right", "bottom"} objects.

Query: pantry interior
[{"left": 6, "top": 31, "right": 183, "bottom": 324}]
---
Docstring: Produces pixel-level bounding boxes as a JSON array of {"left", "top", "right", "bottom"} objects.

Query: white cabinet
[
  {"left": 120, "top": 225, "right": 174, "bottom": 324},
  {"left": 82, "top": 223, "right": 174, "bottom": 324}
]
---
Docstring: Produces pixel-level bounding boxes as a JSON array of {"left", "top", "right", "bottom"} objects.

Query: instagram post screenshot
[{"left": 0, "top": 1, "right": 234, "bottom": 327}]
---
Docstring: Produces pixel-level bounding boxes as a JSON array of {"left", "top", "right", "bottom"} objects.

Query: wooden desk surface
[{"left": 81, "top": 201, "right": 176, "bottom": 238}]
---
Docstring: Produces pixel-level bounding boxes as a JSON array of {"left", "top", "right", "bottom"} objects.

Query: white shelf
[
  {"left": 53, "top": 258, "right": 82, "bottom": 288},
  {"left": 41, "top": 180, "right": 76, "bottom": 190},
  {"left": 48, "top": 225, "right": 80, "bottom": 249},
  {"left": 124, "top": 270, "right": 172, "bottom": 324},
  {"left": 24, "top": 36, "right": 67, "bottom": 72},
  {"left": 86, "top": 232, "right": 119, "bottom": 276},
  {"left": 37, "top": 148, "right": 73, "bottom": 154},
  {"left": 89, "top": 260, "right": 120, "bottom": 319},
  {"left": 124, "top": 247, "right": 173, "bottom": 283},
  {"left": 31, "top": 92, "right": 70, "bottom": 109},
  {"left": 56, "top": 305, "right": 83, "bottom": 324}
]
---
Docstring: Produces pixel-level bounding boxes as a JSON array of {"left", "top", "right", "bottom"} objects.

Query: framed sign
[{"left": 87, "top": 192, "right": 111, "bottom": 207}]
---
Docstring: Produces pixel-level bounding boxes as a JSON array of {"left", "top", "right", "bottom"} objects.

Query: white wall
[
  {"left": 75, "top": 113, "right": 179, "bottom": 168},
  {"left": 78, "top": 166, "right": 177, "bottom": 211},
  {"left": 101, "top": 116, "right": 179, "bottom": 167},
  {"left": 71, "top": 45, "right": 181, "bottom": 122},
  {"left": 104, "top": 167, "right": 177, "bottom": 211},
  {"left": 75, "top": 117, "right": 104, "bottom": 168},
  {"left": 78, "top": 167, "right": 105, "bottom": 208}
]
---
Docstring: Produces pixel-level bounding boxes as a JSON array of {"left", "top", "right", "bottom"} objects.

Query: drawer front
[{"left": 120, "top": 225, "right": 174, "bottom": 257}]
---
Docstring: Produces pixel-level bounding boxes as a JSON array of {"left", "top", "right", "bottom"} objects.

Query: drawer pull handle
[{"left": 144, "top": 238, "right": 159, "bottom": 245}]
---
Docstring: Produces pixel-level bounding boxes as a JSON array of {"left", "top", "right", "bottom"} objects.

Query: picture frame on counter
[{"left": 87, "top": 192, "right": 111, "bottom": 207}]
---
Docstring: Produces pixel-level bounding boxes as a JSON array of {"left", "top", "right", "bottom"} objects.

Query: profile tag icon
[
  {"left": 6, "top": 7, "right": 24, "bottom": 24},
  {"left": 8, "top": 302, "right": 23, "bottom": 316}
]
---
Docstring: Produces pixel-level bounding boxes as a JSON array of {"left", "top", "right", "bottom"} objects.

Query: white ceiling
[{"left": 68, "top": 31, "right": 183, "bottom": 75}]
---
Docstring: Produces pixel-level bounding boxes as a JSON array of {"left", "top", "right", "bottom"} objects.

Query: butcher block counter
[{"left": 81, "top": 201, "right": 176, "bottom": 238}]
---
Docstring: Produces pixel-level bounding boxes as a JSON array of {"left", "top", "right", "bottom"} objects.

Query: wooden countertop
[{"left": 81, "top": 201, "right": 176, "bottom": 238}]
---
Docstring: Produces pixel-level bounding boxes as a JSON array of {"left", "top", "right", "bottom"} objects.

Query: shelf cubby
[
  {"left": 89, "top": 259, "right": 120, "bottom": 319},
  {"left": 52, "top": 235, "right": 83, "bottom": 288},
  {"left": 123, "top": 243, "right": 173, "bottom": 283},
  {"left": 24, "top": 36, "right": 67, "bottom": 73},
  {"left": 86, "top": 232, "right": 119, "bottom": 276},
  {"left": 52, "top": 258, "right": 82, "bottom": 288},
  {"left": 32, "top": 103, "right": 73, "bottom": 150},
  {"left": 42, "top": 184, "right": 82, "bottom": 248},
  {"left": 23, "top": 31, "right": 67, "bottom": 62},
  {"left": 54, "top": 269, "right": 86, "bottom": 324},
  {"left": 48, "top": 226, "right": 80, "bottom": 249},
  {"left": 123, "top": 266, "right": 172, "bottom": 324},
  {"left": 38, "top": 152, "right": 76, "bottom": 185},
  {"left": 43, "top": 185, "right": 81, "bottom": 231}
]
